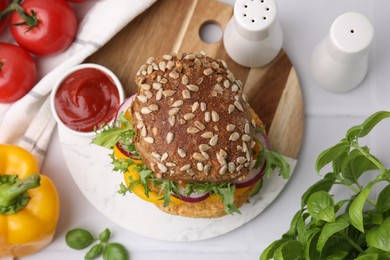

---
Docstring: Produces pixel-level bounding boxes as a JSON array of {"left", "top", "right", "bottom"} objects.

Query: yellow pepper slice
[
  {"left": 114, "top": 145, "right": 182, "bottom": 205},
  {"left": 0, "top": 144, "right": 59, "bottom": 258}
]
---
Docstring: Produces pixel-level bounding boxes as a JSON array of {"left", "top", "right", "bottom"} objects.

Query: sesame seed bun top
[{"left": 131, "top": 52, "right": 257, "bottom": 183}]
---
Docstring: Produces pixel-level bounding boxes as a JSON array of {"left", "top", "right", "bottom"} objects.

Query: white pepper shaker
[
  {"left": 310, "top": 12, "right": 374, "bottom": 92},
  {"left": 223, "top": 0, "right": 283, "bottom": 68}
]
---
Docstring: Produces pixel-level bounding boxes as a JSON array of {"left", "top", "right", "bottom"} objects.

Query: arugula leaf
[
  {"left": 92, "top": 113, "right": 134, "bottom": 149},
  {"left": 187, "top": 182, "right": 239, "bottom": 214},
  {"left": 217, "top": 184, "right": 240, "bottom": 214},
  {"left": 263, "top": 149, "right": 290, "bottom": 179}
]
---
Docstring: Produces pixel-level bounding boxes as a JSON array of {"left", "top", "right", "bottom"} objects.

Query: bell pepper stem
[{"left": 0, "top": 174, "right": 40, "bottom": 210}]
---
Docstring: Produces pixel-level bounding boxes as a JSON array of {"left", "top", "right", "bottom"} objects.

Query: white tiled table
[{"left": 23, "top": 0, "right": 390, "bottom": 259}]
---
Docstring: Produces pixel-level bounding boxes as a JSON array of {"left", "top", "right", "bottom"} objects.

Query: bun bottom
[{"left": 155, "top": 181, "right": 261, "bottom": 218}]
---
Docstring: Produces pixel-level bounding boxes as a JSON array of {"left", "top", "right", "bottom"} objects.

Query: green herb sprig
[
  {"left": 66, "top": 227, "right": 128, "bottom": 260},
  {"left": 261, "top": 111, "right": 390, "bottom": 260}
]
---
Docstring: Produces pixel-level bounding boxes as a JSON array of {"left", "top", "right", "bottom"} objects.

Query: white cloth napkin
[{"left": 0, "top": 0, "right": 156, "bottom": 167}]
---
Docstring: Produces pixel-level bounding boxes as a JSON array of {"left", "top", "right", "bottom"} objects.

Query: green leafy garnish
[
  {"left": 92, "top": 113, "right": 140, "bottom": 159},
  {"left": 260, "top": 111, "right": 390, "bottom": 260}
]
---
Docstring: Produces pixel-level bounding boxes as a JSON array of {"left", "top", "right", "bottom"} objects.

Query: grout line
[{"left": 172, "top": 0, "right": 198, "bottom": 53}]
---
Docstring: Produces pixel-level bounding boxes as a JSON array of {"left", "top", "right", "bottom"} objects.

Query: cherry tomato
[
  {"left": 0, "top": 0, "right": 9, "bottom": 32},
  {"left": 10, "top": 0, "right": 77, "bottom": 56},
  {"left": 0, "top": 43, "right": 37, "bottom": 103}
]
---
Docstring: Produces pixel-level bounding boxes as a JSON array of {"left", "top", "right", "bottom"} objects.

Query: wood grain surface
[{"left": 85, "top": 0, "right": 304, "bottom": 159}]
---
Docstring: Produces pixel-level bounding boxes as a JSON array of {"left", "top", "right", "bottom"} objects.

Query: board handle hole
[{"left": 199, "top": 21, "right": 223, "bottom": 44}]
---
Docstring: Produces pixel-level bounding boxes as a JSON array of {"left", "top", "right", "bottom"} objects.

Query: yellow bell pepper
[{"left": 0, "top": 144, "right": 60, "bottom": 258}]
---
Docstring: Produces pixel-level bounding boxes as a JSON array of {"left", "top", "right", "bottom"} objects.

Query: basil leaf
[
  {"left": 341, "top": 148, "right": 377, "bottom": 185},
  {"left": 326, "top": 251, "right": 351, "bottom": 260},
  {"left": 366, "top": 218, "right": 390, "bottom": 252},
  {"left": 301, "top": 173, "right": 336, "bottom": 207},
  {"left": 273, "top": 240, "right": 303, "bottom": 260},
  {"left": 307, "top": 191, "right": 335, "bottom": 222},
  {"left": 334, "top": 199, "right": 349, "bottom": 214},
  {"left": 332, "top": 149, "right": 348, "bottom": 175},
  {"left": 296, "top": 212, "right": 311, "bottom": 243},
  {"left": 321, "top": 235, "right": 354, "bottom": 259},
  {"left": 65, "top": 228, "right": 95, "bottom": 250},
  {"left": 85, "top": 243, "right": 103, "bottom": 260},
  {"left": 286, "top": 209, "right": 303, "bottom": 238},
  {"left": 260, "top": 238, "right": 289, "bottom": 260},
  {"left": 346, "top": 111, "right": 390, "bottom": 141},
  {"left": 316, "top": 215, "right": 350, "bottom": 253},
  {"left": 315, "top": 142, "right": 350, "bottom": 173},
  {"left": 355, "top": 254, "right": 379, "bottom": 260},
  {"left": 303, "top": 228, "right": 321, "bottom": 260},
  {"left": 103, "top": 243, "right": 128, "bottom": 260},
  {"left": 349, "top": 180, "right": 376, "bottom": 232},
  {"left": 99, "top": 228, "right": 111, "bottom": 243},
  {"left": 376, "top": 184, "right": 390, "bottom": 213}
]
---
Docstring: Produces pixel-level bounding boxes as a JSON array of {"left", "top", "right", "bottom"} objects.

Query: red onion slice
[
  {"left": 114, "top": 94, "right": 135, "bottom": 123},
  {"left": 256, "top": 131, "right": 271, "bottom": 150},
  {"left": 233, "top": 159, "right": 266, "bottom": 189},
  {"left": 173, "top": 186, "right": 210, "bottom": 203},
  {"left": 232, "top": 131, "right": 269, "bottom": 189},
  {"left": 115, "top": 141, "right": 135, "bottom": 159}
]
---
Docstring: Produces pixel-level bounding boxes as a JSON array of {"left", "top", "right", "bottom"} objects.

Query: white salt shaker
[
  {"left": 223, "top": 0, "right": 283, "bottom": 68},
  {"left": 310, "top": 12, "right": 374, "bottom": 92}
]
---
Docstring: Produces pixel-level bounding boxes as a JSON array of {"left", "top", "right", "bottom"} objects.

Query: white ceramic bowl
[{"left": 50, "top": 63, "right": 125, "bottom": 137}]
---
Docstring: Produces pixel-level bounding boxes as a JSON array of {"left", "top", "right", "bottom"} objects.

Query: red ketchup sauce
[{"left": 54, "top": 68, "right": 120, "bottom": 132}]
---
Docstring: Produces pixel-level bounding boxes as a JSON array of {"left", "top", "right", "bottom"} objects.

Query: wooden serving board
[{"left": 85, "top": 0, "right": 304, "bottom": 159}]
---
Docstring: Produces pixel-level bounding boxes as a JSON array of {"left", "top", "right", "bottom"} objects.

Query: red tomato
[
  {"left": 68, "top": 0, "right": 88, "bottom": 2},
  {"left": 0, "top": 43, "right": 37, "bottom": 103},
  {"left": 0, "top": 0, "right": 9, "bottom": 32},
  {"left": 10, "top": 0, "right": 77, "bottom": 56}
]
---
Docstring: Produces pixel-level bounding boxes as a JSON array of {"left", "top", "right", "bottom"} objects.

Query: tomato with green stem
[
  {"left": 0, "top": 0, "right": 9, "bottom": 32},
  {"left": 0, "top": 43, "right": 36, "bottom": 103},
  {"left": 9, "top": 0, "right": 78, "bottom": 56}
]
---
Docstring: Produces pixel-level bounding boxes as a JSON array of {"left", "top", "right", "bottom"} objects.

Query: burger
[{"left": 93, "top": 52, "right": 290, "bottom": 218}]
